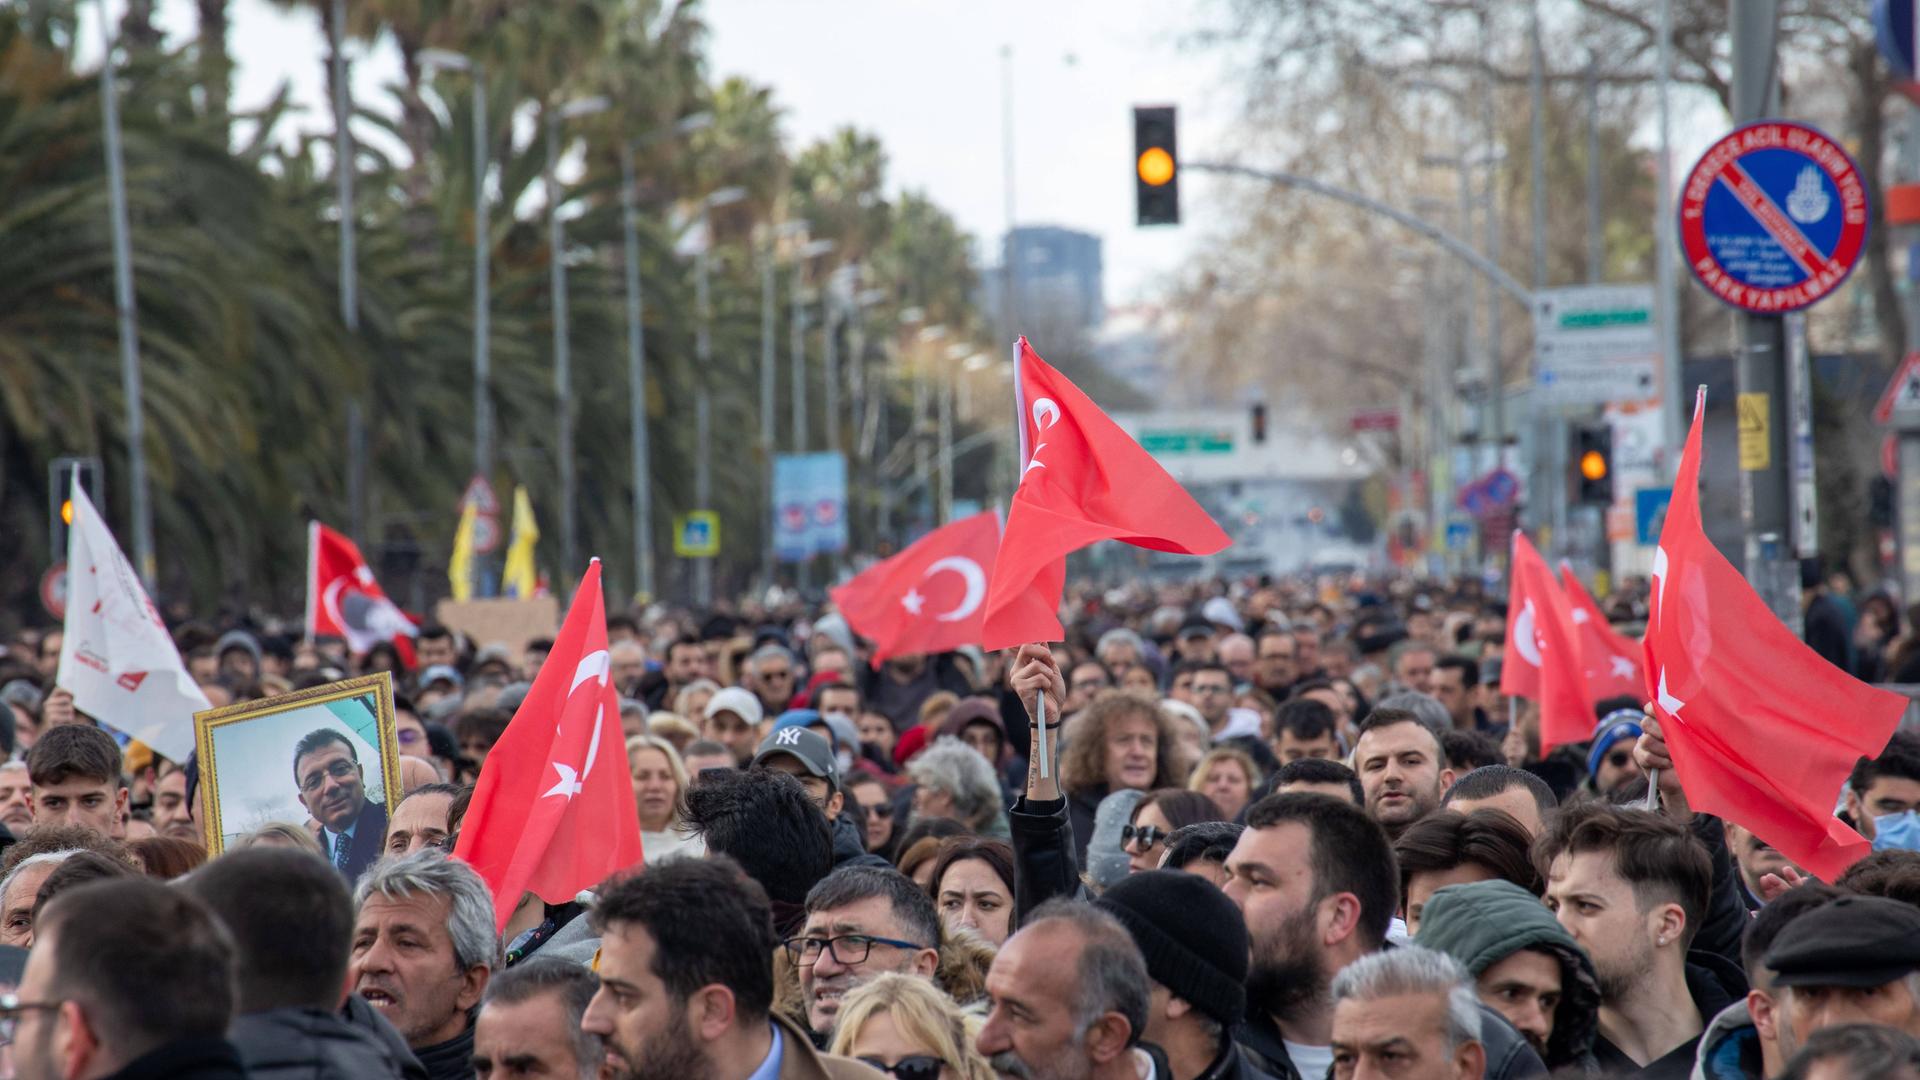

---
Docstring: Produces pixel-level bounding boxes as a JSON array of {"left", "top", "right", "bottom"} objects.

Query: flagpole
[{"left": 1034, "top": 688, "right": 1050, "bottom": 779}]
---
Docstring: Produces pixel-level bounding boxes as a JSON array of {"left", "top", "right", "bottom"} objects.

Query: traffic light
[
  {"left": 1572, "top": 426, "right": 1612, "bottom": 505},
  {"left": 48, "top": 457, "right": 101, "bottom": 561},
  {"left": 1133, "top": 105, "right": 1179, "bottom": 226},
  {"left": 1249, "top": 402, "right": 1267, "bottom": 444}
]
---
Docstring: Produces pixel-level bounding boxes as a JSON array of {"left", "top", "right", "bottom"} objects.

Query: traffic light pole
[{"left": 1729, "top": 0, "right": 1801, "bottom": 633}]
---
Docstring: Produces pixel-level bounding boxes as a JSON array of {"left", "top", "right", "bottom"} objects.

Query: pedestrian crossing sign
[{"left": 674, "top": 512, "right": 720, "bottom": 558}]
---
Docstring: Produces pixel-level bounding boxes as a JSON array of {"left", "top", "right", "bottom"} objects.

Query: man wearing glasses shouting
[
  {"left": 293, "top": 727, "right": 387, "bottom": 882},
  {"left": 791, "top": 866, "right": 942, "bottom": 1043}
]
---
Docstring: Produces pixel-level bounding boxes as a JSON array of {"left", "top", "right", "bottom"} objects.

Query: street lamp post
[
  {"left": 96, "top": 2, "right": 152, "bottom": 589},
  {"left": 419, "top": 50, "right": 492, "bottom": 492},
  {"left": 620, "top": 112, "right": 713, "bottom": 604},
  {"left": 692, "top": 186, "right": 748, "bottom": 608},
  {"left": 546, "top": 95, "right": 610, "bottom": 595}
]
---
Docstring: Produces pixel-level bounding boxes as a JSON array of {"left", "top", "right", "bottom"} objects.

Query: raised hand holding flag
[
  {"left": 1643, "top": 389, "right": 1904, "bottom": 882},
  {"left": 454, "top": 559, "right": 643, "bottom": 929}
]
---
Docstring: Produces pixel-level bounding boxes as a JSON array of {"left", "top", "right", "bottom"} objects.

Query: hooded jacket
[
  {"left": 232, "top": 1007, "right": 416, "bottom": 1080},
  {"left": 937, "top": 697, "right": 1027, "bottom": 798},
  {"left": 1413, "top": 880, "right": 1602, "bottom": 1072},
  {"left": 832, "top": 809, "right": 891, "bottom": 870},
  {"left": 1691, "top": 1000, "right": 1765, "bottom": 1080}
]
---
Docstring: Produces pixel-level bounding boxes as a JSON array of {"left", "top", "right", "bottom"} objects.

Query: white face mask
[{"left": 836, "top": 749, "right": 854, "bottom": 774}]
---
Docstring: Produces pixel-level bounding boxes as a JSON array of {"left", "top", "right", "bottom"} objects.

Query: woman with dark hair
[
  {"left": 1123, "top": 788, "right": 1224, "bottom": 874},
  {"left": 894, "top": 817, "right": 969, "bottom": 891},
  {"left": 127, "top": 836, "right": 208, "bottom": 880},
  {"left": 361, "top": 639, "right": 406, "bottom": 678},
  {"left": 1057, "top": 691, "right": 1185, "bottom": 863},
  {"left": 927, "top": 837, "right": 1017, "bottom": 946}
]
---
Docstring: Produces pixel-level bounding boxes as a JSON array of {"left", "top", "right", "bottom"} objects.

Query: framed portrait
[{"left": 193, "top": 672, "right": 401, "bottom": 877}]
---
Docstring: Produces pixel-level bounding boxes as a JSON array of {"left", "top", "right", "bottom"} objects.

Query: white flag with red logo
[
  {"left": 306, "top": 522, "right": 417, "bottom": 655},
  {"left": 56, "top": 482, "right": 207, "bottom": 764},
  {"left": 454, "top": 560, "right": 643, "bottom": 929}
]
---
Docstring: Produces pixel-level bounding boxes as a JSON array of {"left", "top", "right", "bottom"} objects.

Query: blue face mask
[{"left": 1873, "top": 810, "right": 1920, "bottom": 852}]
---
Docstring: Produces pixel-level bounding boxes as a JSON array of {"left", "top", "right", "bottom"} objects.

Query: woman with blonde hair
[
  {"left": 626, "top": 734, "right": 705, "bottom": 861},
  {"left": 829, "top": 972, "right": 997, "bottom": 1080},
  {"left": 1188, "top": 745, "right": 1261, "bottom": 821}
]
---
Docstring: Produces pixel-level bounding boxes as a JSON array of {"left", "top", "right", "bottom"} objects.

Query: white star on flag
[
  {"left": 901, "top": 589, "right": 925, "bottom": 616},
  {"left": 1610, "top": 655, "right": 1637, "bottom": 679},
  {"left": 1656, "top": 668, "right": 1685, "bottom": 718}
]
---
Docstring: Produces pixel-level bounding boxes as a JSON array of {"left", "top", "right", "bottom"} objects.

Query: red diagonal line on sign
[{"left": 1712, "top": 157, "right": 1834, "bottom": 280}]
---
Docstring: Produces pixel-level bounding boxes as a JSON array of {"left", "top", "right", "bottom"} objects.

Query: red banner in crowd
[
  {"left": 455, "top": 559, "right": 643, "bottom": 930},
  {"left": 1644, "top": 389, "right": 1904, "bottom": 882},
  {"left": 1560, "top": 562, "right": 1645, "bottom": 704},
  {"left": 1501, "top": 532, "right": 1590, "bottom": 750},
  {"left": 832, "top": 511, "right": 1000, "bottom": 666},
  {"left": 306, "top": 522, "right": 417, "bottom": 660},
  {"left": 981, "top": 338, "right": 1230, "bottom": 650}
]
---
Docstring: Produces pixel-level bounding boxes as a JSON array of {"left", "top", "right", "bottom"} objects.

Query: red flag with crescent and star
[
  {"left": 1500, "top": 531, "right": 1590, "bottom": 750},
  {"left": 454, "top": 559, "right": 643, "bottom": 929},
  {"left": 831, "top": 511, "right": 1000, "bottom": 667},
  {"left": 1559, "top": 561, "right": 1645, "bottom": 704},
  {"left": 1644, "top": 389, "right": 1904, "bottom": 882},
  {"left": 306, "top": 522, "right": 418, "bottom": 663},
  {"left": 980, "top": 338, "right": 1231, "bottom": 650}
]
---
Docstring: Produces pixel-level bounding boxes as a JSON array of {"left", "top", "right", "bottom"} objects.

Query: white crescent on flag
[
  {"left": 1514, "top": 600, "right": 1543, "bottom": 667},
  {"left": 923, "top": 557, "right": 987, "bottom": 623}
]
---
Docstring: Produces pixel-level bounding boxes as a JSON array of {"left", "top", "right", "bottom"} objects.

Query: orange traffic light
[
  {"left": 1137, "top": 147, "right": 1174, "bottom": 187},
  {"left": 1580, "top": 449, "right": 1608, "bottom": 482}
]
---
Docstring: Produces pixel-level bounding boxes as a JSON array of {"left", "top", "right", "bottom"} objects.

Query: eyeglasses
[
  {"left": 1121, "top": 824, "right": 1167, "bottom": 850},
  {"left": 298, "top": 759, "right": 358, "bottom": 795},
  {"left": 860, "top": 801, "right": 894, "bottom": 820},
  {"left": 762, "top": 670, "right": 793, "bottom": 682},
  {"left": 782, "top": 933, "right": 926, "bottom": 967},
  {"left": 856, "top": 1056, "right": 945, "bottom": 1080},
  {"left": 1192, "top": 684, "right": 1231, "bottom": 696},
  {"left": 0, "top": 993, "right": 63, "bottom": 1044}
]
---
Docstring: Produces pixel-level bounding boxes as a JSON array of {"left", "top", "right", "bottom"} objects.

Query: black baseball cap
[{"left": 1766, "top": 895, "right": 1920, "bottom": 988}]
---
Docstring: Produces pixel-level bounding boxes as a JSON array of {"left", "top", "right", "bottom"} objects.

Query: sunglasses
[
  {"left": 1606, "top": 750, "right": 1632, "bottom": 769},
  {"left": 860, "top": 802, "right": 894, "bottom": 820},
  {"left": 857, "top": 1056, "right": 945, "bottom": 1080},
  {"left": 1121, "top": 824, "right": 1166, "bottom": 850}
]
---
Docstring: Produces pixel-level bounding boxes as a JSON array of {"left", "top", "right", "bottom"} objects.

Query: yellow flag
[
  {"left": 449, "top": 499, "right": 478, "bottom": 602},
  {"left": 501, "top": 486, "right": 540, "bottom": 598}
]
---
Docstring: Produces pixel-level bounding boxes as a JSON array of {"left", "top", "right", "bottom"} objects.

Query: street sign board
[
  {"left": 1677, "top": 121, "right": 1869, "bottom": 314},
  {"left": 673, "top": 512, "right": 720, "bottom": 558},
  {"left": 1634, "top": 488, "right": 1673, "bottom": 546},
  {"left": 1532, "top": 285, "right": 1661, "bottom": 406},
  {"left": 40, "top": 561, "right": 66, "bottom": 620},
  {"left": 1349, "top": 407, "right": 1401, "bottom": 432},
  {"left": 1457, "top": 468, "right": 1519, "bottom": 517},
  {"left": 1876, "top": 351, "right": 1920, "bottom": 425},
  {"left": 1876, "top": 0, "right": 1918, "bottom": 79},
  {"left": 1138, "top": 428, "right": 1234, "bottom": 454},
  {"left": 460, "top": 475, "right": 501, "bottom": 555}
]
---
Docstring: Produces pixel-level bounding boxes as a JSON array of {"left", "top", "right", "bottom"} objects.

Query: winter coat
[
  {"left": 1413, "top": 879, "right": 1602, "bottom": 1072},
  {"left": 339, "top": 994, "right": 428, "bottom": 1080},
  {"left": 102, "top": 1038, "right": 249, "bottom": 1080},
  {"left": 771, "top": 1012, "right": 888, "bottom": 1080},
  {"left": 1009, "top": 795, "right": 1085, "bottom": 924},
  {"left": 1691, "top": 1000, "right": 1766, "bottom": 1080},
  {"left": 832, "top": 809, "right": 891, "bottom": 870},
  {"left": 1236, "top": 1000, "right": 1547, "bottom": 1080},
  {"left": 232, "top": 1006, "right": 416, "bottom": 1080}
]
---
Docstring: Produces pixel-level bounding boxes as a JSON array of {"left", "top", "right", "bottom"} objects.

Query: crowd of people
[{"left": 0, "top": 573, "right": 1919, "bottom": 1079}]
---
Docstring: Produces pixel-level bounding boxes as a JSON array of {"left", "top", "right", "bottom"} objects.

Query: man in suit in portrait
[{"left": 294, "top": 728, "right": 388, "bottom": 882}]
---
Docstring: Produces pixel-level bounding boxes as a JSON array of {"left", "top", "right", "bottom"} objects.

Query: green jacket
[{"left": 1413, "top": 879, "right": 1602, "bottom": 1073}]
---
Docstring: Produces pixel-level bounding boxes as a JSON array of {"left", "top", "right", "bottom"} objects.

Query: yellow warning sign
[{"left": 1737, "top": 393, "right": 1770, "bottom": 471}]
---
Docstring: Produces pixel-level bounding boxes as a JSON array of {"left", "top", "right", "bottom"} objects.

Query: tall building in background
[{"left": 987, "top": 226, "right": 1105, "bottom": 333}]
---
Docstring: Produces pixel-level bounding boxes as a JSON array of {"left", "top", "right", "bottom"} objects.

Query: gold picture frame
[{"left": 193, "top": 671, "right": 401, "bottom": 872}]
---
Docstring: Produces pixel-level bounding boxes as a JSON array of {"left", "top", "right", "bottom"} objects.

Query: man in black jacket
[
  {"left": 293, "top": 727, "right": 388, "bottom": 882},
  {"left": 11, "top": 878, "right": 248, "bottom": 1079},
  {"left": 187, "top": 846, "right": 420, "bottom": 1080}
]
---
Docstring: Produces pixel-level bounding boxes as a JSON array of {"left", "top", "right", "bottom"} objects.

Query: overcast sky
[{"left": 117, "top": 0, "right": 1242, "bottom": 307}]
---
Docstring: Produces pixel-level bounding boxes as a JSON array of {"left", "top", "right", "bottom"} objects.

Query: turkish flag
[
  {"left": 1645, "top": 390, "right": 1904, "bottom": 882},
  {"left": 1560, "top": 562, "right": 1645, "bottom": 703},
  {"left": 981, "top": 339, "right": 1231, "bottom": 650},
  {"left": 1500, "top": 532, "right": 1590, "bottom": 750},
  {"left": 306, "top": 522, "right": 417, "bottom": 660},
  {"left": 455, "top": 559, "right": 643, "bottom": 930},
  {"left": 832, "top": 511, "right": 1000, "bottom": 667}
]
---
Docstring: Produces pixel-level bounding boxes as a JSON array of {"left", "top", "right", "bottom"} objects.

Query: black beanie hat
[{"left": 1095, "top": 870, "right": 1248, "bottom": 1027}]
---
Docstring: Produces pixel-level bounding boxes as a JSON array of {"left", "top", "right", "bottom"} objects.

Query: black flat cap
[{"left": 1765, "top": 895, "right": 1920, "bottom": 988}]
